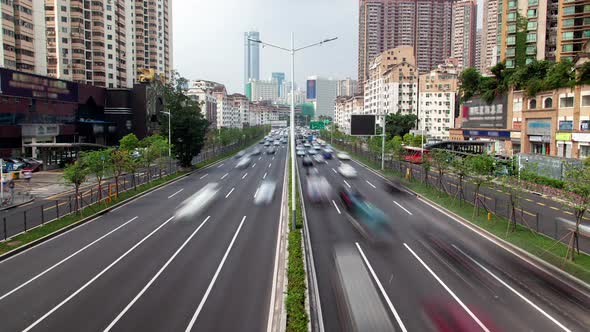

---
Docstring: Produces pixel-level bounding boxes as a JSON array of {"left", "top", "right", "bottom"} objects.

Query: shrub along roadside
[
  {"left": 332, "top": 142, "right": 590, "bottom": 284},
  {"left": 285, "top": 159, "right": 308, "bottom": 332}
]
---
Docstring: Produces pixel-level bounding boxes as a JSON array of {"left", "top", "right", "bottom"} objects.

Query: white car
[
  {"left": 175, "top": 183, "right": 220, "bottom": 220},
  {"left": 338, "top": 164, "right": 357, "bottom": 178},
  {"left": 236, "top": 156, "right": 252, "bottom": 169},
  {"left": 313, "top": 154, "right": 326, "bottom": 164},
  {"left": 254, "top": 180, "right": 277, "bottom": 205},
  {"left": 337, "top": 152, "right": 351, "bottom": 160}
]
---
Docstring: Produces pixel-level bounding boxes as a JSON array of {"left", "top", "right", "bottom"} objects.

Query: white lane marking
[
  {"left": 0, "top": 217, "right": 138, "bottom": 302},
  {"left": 332, "top": 200, "right": 341, "bottom": 214},
  {"left": 356, "top": 243, "right": 408, "bottom": 332},
  {"left": 242, "top": 173, "right": 248, "bottom": 179},
  {"left": 22, "top": 217, "right": 174, "bottom": 332},
  {"left": 343, "top": 180, "right": 351, "bottom": 188},
  {"left": 272, "top": 156, "right": 275, "bottom": 160},
  {"left": 254, "top": 187, "right": 259, "bottom": 198},
  {"left": 185, "top": 216, "right": 247, "bottom": 332},
  {"left": 259, "top": 157, "right": 262, "bottom": 161},
  {"left": 104, "top": 216, "right": 212, "bottom": 331},
  {"left": 263, "top": 172, "right": 267, "bottom": 179},
  {"left": 452, "top": 245, "right": 572, "bottom": 332},
  {"left": 365, "top": 180, "right": 376, "bottom": 189},
  {"left": 200, "top": 174, "right": 208, "bottom": 179},
  {"left": 332, "top": 168, "right": 337, "bottom": 174},
  {"left": 269, "top": 163, "right": 272, "bottom": 168},
  {"left": 404, "top": 243, "right": 490, "bottom": 332},
  {"left": 221, "top": 173, "right": 228, "bottom": 180},
  {"left": 225, "top": 187, "right": 235, "bottom": 198},
  {"left": 168, "top": 188, "right": 184, "bottom": 199},
  {"left": 217, "top": 163, "right": 224, "bottom": 168},
  {"left": 393, "top": 201, "right": 413, "bottom": 215},
  {"left": 252, "top": 163, "right": 256, "bottom": 168}
]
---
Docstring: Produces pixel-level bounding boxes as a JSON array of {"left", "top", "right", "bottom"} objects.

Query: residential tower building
[
  {"left": 337, "top": 78, "right": 358, "bottom": 97},
  {"left": 419, "top": 62, "right": 459, "bottom": 140},
  {"left": 451, "top": 0, "right": 478, "bottom": 69},
  {"left": 334, "top": 95, "right": 364, "bottom": 134},
  {"left": 480, "top": 0, "right": 499, "bottom": 74},
  {"left": 306, "top": 76, "right": 338, "bottom": 118}
]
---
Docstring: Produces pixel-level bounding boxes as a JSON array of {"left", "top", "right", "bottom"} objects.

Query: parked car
[{"left": 22, "top": 162, "right": 42, "bottom": 173}]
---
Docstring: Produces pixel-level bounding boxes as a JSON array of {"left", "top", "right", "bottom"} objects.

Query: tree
[
  {"left": 560, "top": 161, "right": 590, "bottom": 261},
  {"left": 140, "top": 136, "right": 159, "bottom": 182},
  {"left": 63, "top": 159, "right": 89, "bottom": 213},
  {"left": 402, "top": 133, "right": 414, "bottom": 146},
  {"left": 385, "top": 113, "right": 418, "bottom": 138},
  {"left": 150, "top": 135, "right": 169, "bottom": 177},
  {"left": 577, "top": 62, "right": 590, "bottom": 85},
  {"left": 431, "top": 149, "right": 451, "bottom": 194},
  {"left": 458, "top": 67, "right": 482, "bottom": 103},
  {"left": 119, "top": 134, "right": 141, "bottom": 190},
  {"left": 81, "top": 149, "right": 113, "bottom": 202},
  {"left": 466, "top": 154, "right": 495, "bottom": 216},
  {"left": 499, "top": 175, "right": 525, "bottom": 234},
  {"left": 386, "top": 136, "right": 404, "bottom": 174},
  {"left": 110, "top": 148, "right": 131, "bottom": 196},
  {"left": 421, "top": 157, "right": 431, "bottom": 186},
  {"left": 451, "top": 156, "right": 470, "bottom": 203},
  {"left": 545, "top": 59, "right": 575, "bottom": 91},
  {"left": 161, "top": 71, "right": 209, "bottom": 168}
]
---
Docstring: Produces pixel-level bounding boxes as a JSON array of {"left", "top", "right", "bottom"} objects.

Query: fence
[
  {"left": 0, "top": 139, "right": 255, "bottom": 242},
  {"left": 332, "top": 140, "right": 590, "bottom": 252}
]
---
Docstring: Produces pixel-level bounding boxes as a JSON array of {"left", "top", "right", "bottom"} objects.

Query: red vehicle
[{"left": 403, "top": 146, "right": 429, "bottom": 164}]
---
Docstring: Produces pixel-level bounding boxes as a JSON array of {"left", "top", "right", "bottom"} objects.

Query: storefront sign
[
  {"left": 0, "top": 68, "right": 78, "bottom": 102},
  {"left": 527, "top": 119, "right": 551, "bottom": 135},
  {"left": 512, "top": 121, "right": 522, "bottom": 130},
  {"left": 529, "top": 135, "right": 551, "bottom": 142},
  {"left": 581, "top": 120, "right": 590, "bottom": 131},
  {"left": 21, "top": 124, "right": 60, "bottom": 137},
  {"left": 461, "top": 95, "right": 508, "bottom": 129},
  {"left": 573, "top": 133, "right": 590, "bottom": 142},
  {"left": 556, "top": 133, "right": 572, "bottom": 141},
  {"left": 559, "top": 120, "right": 573, "bottom": 131},
  {"left": 463, "top": 130, "right": 510, "bottom": 138}
]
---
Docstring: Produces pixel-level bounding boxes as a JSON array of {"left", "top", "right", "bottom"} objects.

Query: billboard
[
  {"left": 350, "top": 115, "right": 376, "bottom": 136},
  {"left": 461, "top": 95, "right": 507, "bottom": 129},
  {"left": 0, "top": 68, "right": 78, "bottom": 102},
  {"left": 306, "top": 80, "right": 316, "bottom": 99}
]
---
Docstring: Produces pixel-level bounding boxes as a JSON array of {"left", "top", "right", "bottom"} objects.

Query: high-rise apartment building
[
  {"left": 306, "top": 76, "right": 338, "bottom": 118},
  {"left": 556, "top": 0, "right": 590, "bottom": 61},
  {"left": 419, "top": 61, "right": 459, "bottom": 140},
  {"left": 337, "top": 78, "right": 358, "bottom": 97},
  {"left": 134, "top": 0, "right": 172, "bottom": 82},
  {"left": 475, "top": 29, "right": 482, "bottom": 71},
  {"left": 451, "top": 0, "right": 477, "bottom": 69},
  {"left": 358, "top": 0, "right": 452, "bottom": 92},
  {"left": 499, "top": 0, "right": 560, "bottom": 68},
  {"left": 244, "top": 31, "right": 260, "bottom": 92},
  {"left": 0, "top": 0, "right": 47, "bottom": 75},
  {"left": 248, "top": 79, "right": 279, "bottom": 102},
  {"left": 480, "top": 0, "right": 499, "bottom": 74}
]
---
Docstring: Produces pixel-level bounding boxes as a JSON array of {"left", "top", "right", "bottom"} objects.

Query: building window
[
  {"left": 560, "top": 96, "right": 574, "bottom": 108},
  {"left": 507, "top": 24, "right": 516, "bottom": 33},
  {"left": 563, "top": 6, "right": 575, "bottom": 15},
  {"left": 544, "top": 97, "right": 553, "bottom": 108},
  {"left": 507, "top": 12, "right": 516, "bottom": 22},
  {"left": 507, "top": 36, "right": 516, "bottom": 46},
  {"left": 563, "top": 19, "right": 574, "bottom": 27},
  {"left": 61, "top": 17, "right": 67, "bottom": 22},
  {"left": 527, "top": 9, "right": 537, "bottom": 18},
  {"left": 529, "top": 99, "right": 537, "bottom": 109},
  {"left": 527, "top": 21, "right": 538, "bottom": 30},
  {"left": 562, "top": 44, "right": 574, "bottom": 52},
  {"left": 526, "top": 33, "right": 537, "bottom": 42},
  {"left": 528, "top": 0, "right": 538, "bottom": 4},
  {"left": 582, "top": 95, "right": 590, "bottom": 106},
  {"left": 526, "top": 46, "right": 536, "bottom": 55},
  {"left": 506, "top": 48, "right": 516, "bottom": 56},
  {"left": 508, "top": 0, "right": 516, "bottom": 8}
]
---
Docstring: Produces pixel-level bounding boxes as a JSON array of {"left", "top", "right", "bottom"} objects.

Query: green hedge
[{"left": 520, "top": 171, "right": 565, "bottom": 189}]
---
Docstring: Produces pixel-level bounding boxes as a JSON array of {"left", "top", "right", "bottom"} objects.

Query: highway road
[
  {"left": 299, "top": 151, "right": 590, "bottom": 332},
  {"left": 0, "top": 143, "right": 287, "bottom": 331}
]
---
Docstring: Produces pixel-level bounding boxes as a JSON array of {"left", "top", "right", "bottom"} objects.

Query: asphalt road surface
[
  {"left": 299, "top": 151, "right": 590, "bottom": 332},
  {"left": 0, "top": 143, "right": 287, "bottom": 331}
]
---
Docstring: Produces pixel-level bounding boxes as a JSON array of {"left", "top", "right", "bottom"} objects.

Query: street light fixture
[{"left": 250, "top": 34, "right": 338, "bottom": 231}]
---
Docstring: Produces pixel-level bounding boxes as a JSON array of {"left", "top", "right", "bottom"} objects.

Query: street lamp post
[
  {"left": 250, "top": 34, "right": 337, "bottom": 231},
  {"left": 162, "top": 111, "right": 172, "bottom": 172}
]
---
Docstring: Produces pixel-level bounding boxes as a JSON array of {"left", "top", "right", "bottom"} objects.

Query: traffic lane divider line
[
  {"left": 21, "top": 216, "right": 175, "bottom": 332},
  {"left": 366, "top": 180, "right": 376, "bottom": 189},
  {"left": 168, "top": 189, "right": 184, "bottom": 199},
  {"left": 403, "top": 243, "right": 491, "bottom": 332},
  {"left": 393, "top": 201, "right": 413, "bottom": 216},
  {"left": 184, "top": 216, "right": 247, "bottom": 332},
  {"left": 225, "top": 188, "right": 235, "bottom": 199},
  {"left": 356, "top": 243, "right": 408, "bottom": 332},
  {"left": 104, "top": 216, "right": 212, "bottom": 332},
  {"left": 343, "top": 180, "right": 351, "bottom": 188},
  {"left": 221, "top": 173, "right": 228, "bottom": 180},
  {"left": 550, "top": 206, "right": 559, "bottom": 211},
  {"left": 242, "top": 173, "right": 248, "bottom": 179},
  {"left": 0, "top": 216, "right": 139, "bottom": 302},
  {"left": 332, "top": 200, "right": 341, "bottom": 214},
  {"left": 200, "top": 174, "right": 208, "bottom": 179},
  {"left": 537, "top": 202, "right": 546, "bottom": 206},
  {"left": 217, "top": 163, "right": 224, "bottom": 168},
  {"left": 452, "top": 245, "right": 572, "bottom": 332}
]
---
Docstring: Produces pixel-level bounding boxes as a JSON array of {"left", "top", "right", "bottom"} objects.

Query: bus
[
  {"left": 423, "top": 140, "right": 488, "bottom": 156},
  {"left": 403, "top": 146, "right": 429, "bottom": 163}
]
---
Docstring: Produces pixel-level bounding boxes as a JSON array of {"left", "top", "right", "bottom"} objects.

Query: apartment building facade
[
  {"left": 306, "top": 76, "right": 338, "bottom": 118},
  {"left": 0, "top": 0, "right": 47, "bottom": 74},
  {"left": 334, "top": 95, "right": 364, "bottom": 135},
  {"left": 248, "top": 79, "right": 279, "bottom": 102},
  {"left": 337, "top": 78, "right": 358, "bottom": 97},
  {"left": 187, "top": 81, "right": 218, "bottom": 127},
  {"left": 228, "top": 93, "right": 249, "bottom": 129},
  {"left": 134, "top": 0, "right": 172, "bottom": 82},
  {"left": 363, "top": 46, "right": 418, "bottom": 123},
  {"left": 480, "top": 0, "right": 499, "bottom": 73},
  {"left": 451, "top": 0, "right": 477, "bottom": 69},
  {"left": 418, "top": 63, "right": 459, "bottom": 140},
  {"left": 358, "top": 0, "right": 452, "bottom": 92}
]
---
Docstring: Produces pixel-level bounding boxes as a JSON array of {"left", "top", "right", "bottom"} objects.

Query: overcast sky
[{"left": 173, "top": 0, "right": 483, "bottom": 95}]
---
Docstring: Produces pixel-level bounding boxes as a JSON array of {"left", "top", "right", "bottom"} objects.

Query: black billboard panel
[
  {"left": 350, "top": 115, "right": 376, "bottom": 136},
  {"left": 461, "top": 95, "right": 508, "bottom": 129}
]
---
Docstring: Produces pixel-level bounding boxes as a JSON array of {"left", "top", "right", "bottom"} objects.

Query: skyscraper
[
  {"left": 475, "top": 29, "right": 482, "bottom": 71},
  {"left": 451, "top": 0, "right": 478, "bottom": 69},
  {"left": 271, "top": 72, "right": 285, "bottom": 97},
  {"left": 358, "top": 0, "right": 452, "bottom": 92},
  {"left": 480, "top": 0, "right": 499, "bottom": 74},
  {"left": 337, "top": 78, "right": 358, "bottom": 97},
  {"left": 244, "top": 31, "right": 260, "bottom": 93}
]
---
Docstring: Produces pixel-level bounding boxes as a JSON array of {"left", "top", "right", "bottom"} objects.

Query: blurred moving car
[
  {"left": 307, "top": 149, "right": 318, "bottom": 155},
  {"left": 22, "top": 162, "right": 42, "bottom": 173},
  {"left": 264, "top": 141, "right": 271, "bottom": 147},
  {"left": 266, "top": 147, "right": 276, "bottom": 155},
  {"left": 313, "top": 154, "right": 326, "bottom": 164},
  {"left": 337, "top": 152, "right": 351, "bottom": 160},
  {"left": 254, "top": 180, "right": 276, "bottom": 205},
  {"left": 274, "top": 141, "right": 280, "bottom": 146},
  {"left": 175, "top": 183, "right": 220, "bottom": 220},
  {"left": 236, "top": 156, "right": 252, "bottom": 169},
  {"left": 322, "top": 149, "right": 333, "bottom": 159},
  {"left": 235, "top": 151, "right": 246, "bottom": 159},
  {"left": 296, "top": 149, "right": 306, "bottom": 157},
  {"left": 259, "top": 140, "right": 265, "bottom": 144},
  {"left": 338, "top": 164, "right": 357, "bottom": 178},
  {"left": 306, "top": 174, "right": 331, "bottom": 204},
  {"left": 339, "top": 187, "right": 390, "bottom": 240},
  {"left": 302, "top": 156, "right": 313, "bottom": 167},
  {"left": 251, "top": 148, "right": 262, "bottom": 156}
]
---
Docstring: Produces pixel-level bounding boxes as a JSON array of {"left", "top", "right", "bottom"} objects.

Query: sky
[{"left": 173, "top": 0, "right": 484, "bottom": 95}]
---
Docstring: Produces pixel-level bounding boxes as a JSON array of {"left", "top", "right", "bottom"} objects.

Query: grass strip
[
  {"left": 285, "top": 158, "right": 308, "bottom": 332},
  {"left": 332, "top": 142, "right": 590, "bottom": 284}
]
